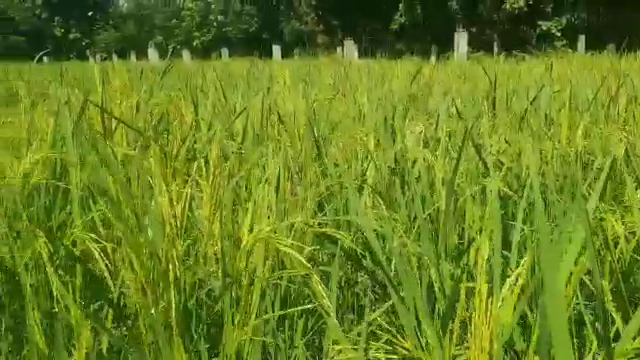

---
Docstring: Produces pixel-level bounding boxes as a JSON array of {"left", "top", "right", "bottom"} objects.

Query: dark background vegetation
[{"left": 1, "top": 0, "right": 639, "bottom": 59}]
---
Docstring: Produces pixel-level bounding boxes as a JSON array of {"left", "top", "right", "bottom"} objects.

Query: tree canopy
[{"left": 1, "top": 0, "right": 639, "bottom": 59}]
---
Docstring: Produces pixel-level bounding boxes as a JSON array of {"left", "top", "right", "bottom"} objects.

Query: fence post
[
  {"left": 221, "top": 47, "right": 229, "bottom": 61},
  {"left": 454, "top": 30, "right": 468, "bottom": 61},
  {"left": 272, "top": 44, "right": 282, "bottom": 60},
  {"left": 87, "top": 50, "right": 95, "bottom": 63},
  {"left": 430, "top": 44, "right": 438, "bottom": 64},
  {"left": 343, "top": 38, "right": 358, "bottom": 60},
  {"left": 577, "top": 34, "right": 586, "bottom": 54},
  {"left": 148, "top": 42, "right": 160, "bottom": 64},
  {"left": 129, "top": 50, "right": 137, "bottom": 62},
  {"left": 182, "top": 48, "right": 192, "bottom": 63}
]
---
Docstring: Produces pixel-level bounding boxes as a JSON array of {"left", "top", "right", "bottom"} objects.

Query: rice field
[{"left": 1, "top": 55, "right": 640, "bottom": 359}]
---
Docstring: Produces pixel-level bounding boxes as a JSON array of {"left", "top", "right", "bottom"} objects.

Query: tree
[{"left": 5, "top": 0, "right": 640, "bottom": 59}]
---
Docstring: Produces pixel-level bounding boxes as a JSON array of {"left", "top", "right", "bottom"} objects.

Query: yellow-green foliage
[{"left": 1, "top": 56, "right": 640, "bottom": 359}]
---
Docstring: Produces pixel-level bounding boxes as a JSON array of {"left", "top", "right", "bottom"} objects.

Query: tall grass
[{"left": 1, "top": 55, "right": 640, "bottom": 359}]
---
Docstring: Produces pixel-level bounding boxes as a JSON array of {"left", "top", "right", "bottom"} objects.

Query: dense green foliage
[
  {"left": 2, "top": 0, "right": 640, "bottom": 59},
  {"left": 2, "top": 56, "right": 640, "bottom": 358}
]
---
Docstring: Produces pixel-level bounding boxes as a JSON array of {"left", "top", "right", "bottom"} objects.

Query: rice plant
[{"left": 1, "top": 55, "right": 640, "bottom": 359}]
